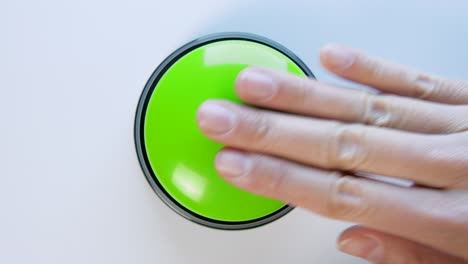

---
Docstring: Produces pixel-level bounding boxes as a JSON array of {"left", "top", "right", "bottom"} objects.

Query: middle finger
[{"left": 196, "top": 100, "right": 464, "bottom": 188}]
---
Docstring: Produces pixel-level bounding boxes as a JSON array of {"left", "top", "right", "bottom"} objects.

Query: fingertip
[
  {"left": 235, "top": 67, "right": 252, "bottom": 89},
  {"left": 235, "top": 67, "right": 264, "bottom": 90},
  {"left": 337, "top": 225, "right": 369, "bottom": 243},
  {"left": 196, "top": 100, "right": 236, "bottom": 135},
  {"left": 320, "top": 44, "right": 356, "bottom": 73},
  {"left": 337, "top": 226, "right": 383, "bottom": 263}
]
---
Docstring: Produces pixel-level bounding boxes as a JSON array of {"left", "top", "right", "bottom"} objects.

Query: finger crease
[
  {"left": 362, "top": 94, "right": 392, "bottom": 127},
  {"left": 326, "top": 175, "right": 369, "bottom": 220},
  {"left": 327, "top": 124, "right": 370, "bottom": 171}
]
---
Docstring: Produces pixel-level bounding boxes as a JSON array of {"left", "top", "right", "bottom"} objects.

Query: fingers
[
  {"left": 196, "top": 100, "right": 468, "bottom": 188},
  {"left": 235, "top": 67, "right": 467, "bottom": 134},
  {"left": 214, "top": 149, "right": 468, "bottom": 260},
  {"left": 320, "top": 44, "right": 468, "bottom": 105},
  {"left": 337, "top": 226, "right": 467, "bottom": 264}
]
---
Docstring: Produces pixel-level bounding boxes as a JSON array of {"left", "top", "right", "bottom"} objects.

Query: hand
[{"left": 196, "top": 44, "right": 468, "bottom": 263}]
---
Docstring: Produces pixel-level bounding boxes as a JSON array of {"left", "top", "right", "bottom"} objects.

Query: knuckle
[
  {"left": 362, "top": 94, "right": 393, "bottom": 127},
  {"left": 326, "top": 124, "right": 369, "bottom": 170},
  {"left": 413, "top": 73, "right": 439, "bottom": 99},
  {"left": 326, "top": 175, "right": 371, "bottom": 220},
  {"left": 245, "top": 112, "right": 275, "bottom": 150}
]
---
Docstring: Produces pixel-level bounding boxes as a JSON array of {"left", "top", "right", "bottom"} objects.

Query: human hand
[{"left": 196, "top": 44, "right": 468, "bottom": 263}]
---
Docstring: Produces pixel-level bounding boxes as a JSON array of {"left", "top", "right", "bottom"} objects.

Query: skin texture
[{"left": 196, "top": 44, "right": 468, "bottom": 263}]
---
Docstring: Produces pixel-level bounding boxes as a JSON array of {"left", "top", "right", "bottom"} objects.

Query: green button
[{"left": 135, "top": 33, "right": 314, "bottom": 229}]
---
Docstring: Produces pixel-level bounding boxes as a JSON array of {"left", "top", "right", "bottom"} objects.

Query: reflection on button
[
  {"left": 203, "top": 41, "right": 288, "bottom": 71},
  {"left": 172, "top": 164, "right": 207, "bottom": 202}
]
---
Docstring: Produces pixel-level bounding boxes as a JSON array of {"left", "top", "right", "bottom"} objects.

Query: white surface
[{"left": 2, "top": 1, "right": 468, "bottom": 263}]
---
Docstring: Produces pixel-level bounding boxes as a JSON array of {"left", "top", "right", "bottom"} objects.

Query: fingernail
[
  {"left": 239, "top": 70, "right": 276, "bottom": 101},
  {"left": 339, "top": 236, "right": 382, "bottom": 262},
  {"left": 321, "top": 44, "right": 356, "bottom": 72},
  {"left": 197, "top": 102, "right": 236, "bottom": 134},
  {"left": 216, "top": 151, "right": 250, "bottom": 178}
]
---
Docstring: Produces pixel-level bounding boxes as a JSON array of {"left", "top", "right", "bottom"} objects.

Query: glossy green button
[{"left": 135, "top": 33, "right": 314, "bottom": 229}]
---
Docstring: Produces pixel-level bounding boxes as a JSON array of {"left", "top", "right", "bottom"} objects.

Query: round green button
[{"left": 135, "top": 33, "right": 314, "bottom": 229}]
